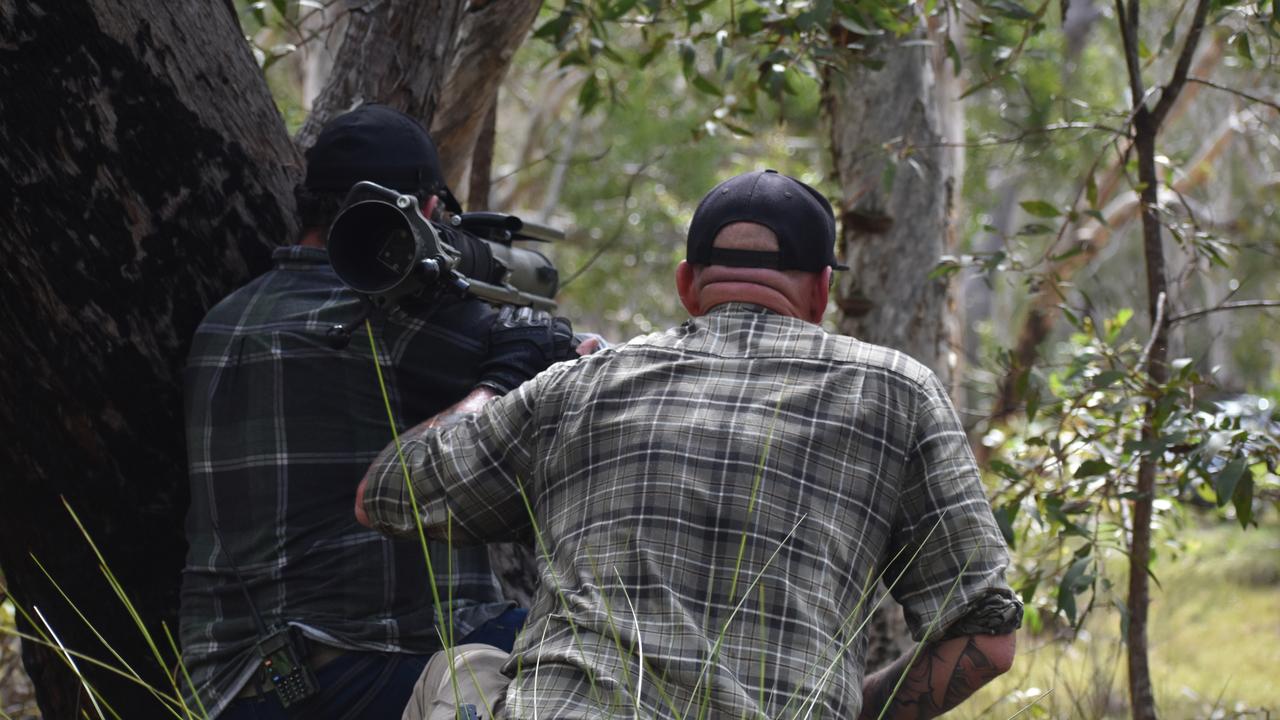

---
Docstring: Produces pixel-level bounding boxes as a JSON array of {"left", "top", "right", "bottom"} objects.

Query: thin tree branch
[
  {"left": 1116, "top": 0, "right": 1146, "bottom": 109},
  {"left": 559, "top": 154, "right": 664, "bottom": 289},
  {"left": 1151, "top": 0, "right": 1213, "bottom": 126},
  {"left": 1187, "top": 77, "right": 1280, "bottom": 112},
  {"left": 1168, "top": 300, "right": 1280, "bottom": 325},
  {"left": 1135, "top": 291, "right": 1166, "bottom": 374}
]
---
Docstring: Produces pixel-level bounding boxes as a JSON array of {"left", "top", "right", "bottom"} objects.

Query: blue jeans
[
  {"left": 219, "top": 611, "right": 527, "bottom": 719},
  {"left": 220, "top": 651, "right": 429, "bottom": 720}
]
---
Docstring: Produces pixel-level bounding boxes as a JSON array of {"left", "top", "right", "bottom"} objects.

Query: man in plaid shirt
[
  {"left": 360, "top": 170, "right": 1020, "bottom": 719},
  {"left": 180, "top": 105, "right": 576, "bottom": 719}
]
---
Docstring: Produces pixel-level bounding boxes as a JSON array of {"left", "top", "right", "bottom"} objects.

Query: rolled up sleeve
[
  {"left": 884, "top": 372, "right": 1022, "bottom": 641},
  {"left": 363, "top": 371, "right": 553, "bottom": 544}
]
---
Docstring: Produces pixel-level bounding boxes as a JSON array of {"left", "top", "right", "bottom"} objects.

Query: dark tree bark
[
  {"left": 467, "top": 101, "right": 499, "bottom": 210},
  {"left": 0, "top": 1, "right": 547, "bottom": 713},
  {"left": 0, "top": 1, "right": 298, "bottom": 716},
  {"left": 1115, "top": 0, "right": 1211, "bottom": 716},
  {"left": 295, "top": 0, "right": 542, "bottom": 190}
]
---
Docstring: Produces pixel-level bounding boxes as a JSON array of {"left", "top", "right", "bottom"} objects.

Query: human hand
[{"left": 477, "top": 305, "right": 576, "bottom": 393}]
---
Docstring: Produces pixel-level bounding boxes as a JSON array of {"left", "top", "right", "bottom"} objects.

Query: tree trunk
[
  {"left": 823, "top": 18, "right": 965, "bottom": 669},
  {"left": 0, "top": 1, "right": 298, "bottom": 715},
  {"left": 824, "top": 28, "right": 963, "bottom": 391},
  {"left": 295, "top": 0, "right": 542, "bottom": 191},
  {"left": 1, "top": 1, "right": 549, "bottom": 711}
]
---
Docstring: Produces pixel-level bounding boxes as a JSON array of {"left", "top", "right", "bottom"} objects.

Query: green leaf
[
  {"left": 945, "top": 36, "right": 961, "bottom": 71},
  {"left": 1233, "top": 473, "right": 1255, "bottom": 528},
  {"left": 993, "top": 502, "right": 1019, "bottom": 547},
  {"left": 1092, "top": 370, "right": 1127, "bottom": 389},
  {"left": 1086, "top": 173, "right": 1098, "bottom": 207},
  {"left": 1057, "top": 557, "right": 1093, "bottom": 626},
  {"left": 602, "top": 0, "right": 639, "bottom": 20},
  {"left": 1074, "top": 459, "right": 1113, "bottom": 478},
  {"left": 1017, "top": 223, "right": 1054, "bottom": 236},
  {"left": 637, "top": 34, "right": 670, "bottom": 68},
  {"left": 928, "top": 258, "right": 962, "bottom": 280},
  {"left": 533, "top": 11, "right": 574, "bottom": 42},
  {"left": 1050, "top": 245, "right": 1085, "bottom": 262},
  {"left": 679, "top": 42, "right": 696, "bottom": 79},
  {"left": 738, "top": 9, "right": 767, "bottom": 35},
  {"left": 271, "top": 0, "right": 287, "bottom": 18},
  {"left": 835, "top": 16, "right": 885, "bottom": 36},
  {"left": 1236, "top": 33, "right": 1254, "bottom": 63},
  {"left": 1214, "top": 457, "right": 1247, "bottom": 507},
  {"left": 990, "top": 459, "right": 1022, "bottom": 481},
  {"left": 691, "top": 73, "right": 722, "bottom": 96},
  {"left": 249, "top": 1, "right": 267, "bottom": 27},
  {"left": 1020, "top": 199, "right": 1061, "bottom": 218},
  {"left": 578, "top": 75, "right": 601, "bottom": 113},
  {"left": 989, "top": 0, "right": 1037, "bottom": 20},
  {"left": 1114, "top": 598, "right": 1130, "bottom": 638}
]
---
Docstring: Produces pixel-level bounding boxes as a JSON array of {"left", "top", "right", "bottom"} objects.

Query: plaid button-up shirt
[
  {"left": 180, "top": 246, "right": 510, "bottom": 718},
  {"left": 365, "top": 303, "right": 1018, "bottom": 719}
]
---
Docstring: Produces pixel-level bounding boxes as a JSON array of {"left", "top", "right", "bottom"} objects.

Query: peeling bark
[{"left": 0, "top": 1, "right": 297, "bottom": 715}]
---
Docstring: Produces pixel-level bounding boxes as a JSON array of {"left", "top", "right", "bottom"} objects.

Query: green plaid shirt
[
  {"left": 180, "top": 246, "right": 510, "bottom": 718},
  {"left": 364, "top": 303, "right": 1018, "bottom": 719}
]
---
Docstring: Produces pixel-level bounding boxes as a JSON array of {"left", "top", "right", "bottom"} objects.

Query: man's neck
[{"left": 298, "top": 229, "right": 325, "bottom": 249}]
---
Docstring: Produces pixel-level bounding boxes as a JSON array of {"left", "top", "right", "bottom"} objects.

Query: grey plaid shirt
[
  {"left": 180, "top": 246, "right": 510, "bottom": 718},
  {"left": 365, "top": 303, "right": 1018, "bottom": 719}
]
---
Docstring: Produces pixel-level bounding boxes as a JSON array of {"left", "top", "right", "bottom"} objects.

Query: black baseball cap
[
  {"left": 687, "top": 169, "right": 845, "bottom": 272},
  {"left": 303, "top": 104, "right": 461, "bottom": 212}
]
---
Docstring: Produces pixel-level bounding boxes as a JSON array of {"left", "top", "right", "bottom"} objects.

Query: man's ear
[
  {"left": 676, "top": 261, "right": 702, "bottom": 316},
  {"left": 806, "top": 267, "right": 833, "bottom": 324}
]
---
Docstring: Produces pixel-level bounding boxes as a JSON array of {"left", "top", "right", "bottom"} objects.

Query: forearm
[
  {"left": 355, "top": 386, "right": 499, "bottom": 528},
  {"left": 859, "top": 632, "right": 1015, "bottom": 720}
]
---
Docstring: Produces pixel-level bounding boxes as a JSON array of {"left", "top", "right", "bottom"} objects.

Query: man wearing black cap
[
  {"left": 359, "top": 170, "right": 1019, "bottom": 718},
  {"left": 179, "top": 104, "right": 575, "bottom": 719}
]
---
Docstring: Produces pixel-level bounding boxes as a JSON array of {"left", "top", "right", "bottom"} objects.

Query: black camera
[{"left": 326, "top": 181, "right": 561, "bottom": 311}]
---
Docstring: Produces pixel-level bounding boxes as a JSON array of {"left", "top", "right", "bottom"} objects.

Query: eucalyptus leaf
[
  {"left": 1020, "top": 199, "right": 1061, "bottom": 218},
  {"left": 1214, "top": 458, "right": 1247, "bottom": 507}
]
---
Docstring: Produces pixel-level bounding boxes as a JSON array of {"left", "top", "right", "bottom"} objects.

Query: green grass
[{"left": 952, "top": 522, "right": 1280, "bottom": 719}]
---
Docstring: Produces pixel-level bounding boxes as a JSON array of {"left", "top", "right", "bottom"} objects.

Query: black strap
[{"left": 707, "top": 248, "right": 782, "bottom": 269}]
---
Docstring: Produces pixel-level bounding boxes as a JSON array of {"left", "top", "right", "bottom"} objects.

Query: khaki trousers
[{"left": 401, "top": 644, "right": 511, "bottom": 720}]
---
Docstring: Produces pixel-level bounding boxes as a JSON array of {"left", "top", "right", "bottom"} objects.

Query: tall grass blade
[
  {"left": 33, "top": 605, "right": 107, "bottom": 720},
  {"left": 27, "top": 554, "right": 188, "bottom": 718},
  {"left": 363, "top": 321, "right": 452, "bottom": 643},
  {"left": 163, "top": 621, "right": 208, "bottom": 719}
]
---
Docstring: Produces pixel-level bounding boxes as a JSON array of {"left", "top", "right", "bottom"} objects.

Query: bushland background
[{"left": 1, "top": 0, "right": 1277, "bottom": 718}]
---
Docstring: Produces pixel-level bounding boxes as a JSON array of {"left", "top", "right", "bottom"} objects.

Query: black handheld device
[{"left": 254, "top": 627, "right": 319, "bottom": 708}]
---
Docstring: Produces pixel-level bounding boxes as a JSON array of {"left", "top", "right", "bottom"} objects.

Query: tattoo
[{"left": 860, "top": 636, "right": 1005, "bottom": 720}]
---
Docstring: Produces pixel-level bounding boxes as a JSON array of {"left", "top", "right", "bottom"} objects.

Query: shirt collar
[
  {"left": 271, "top": 245, "right": 330, "bottom": 270},
  {"left": 703, "top": 302, "right": 779, "bottom": 317}
]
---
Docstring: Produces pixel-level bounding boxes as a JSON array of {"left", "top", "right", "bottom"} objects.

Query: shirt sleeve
[
  {"left": 362, "top": 367, "right": 558, "bottom": 544},
  {"left": 883, "top": 371, "right": 1022, "bottom": 641}
]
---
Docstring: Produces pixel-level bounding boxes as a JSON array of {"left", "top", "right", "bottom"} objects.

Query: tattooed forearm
[{"left": 859, "top": 633, "right": 1013, "bottom": 720}]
